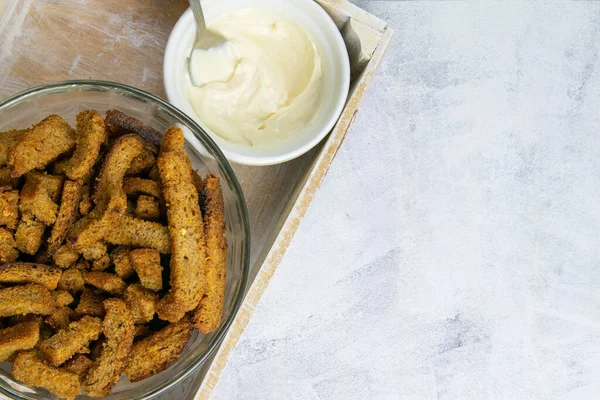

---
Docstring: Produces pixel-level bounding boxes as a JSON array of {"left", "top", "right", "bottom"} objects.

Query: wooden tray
[{"left": 0, "top": 0, "right": 392, "bottom": 398}]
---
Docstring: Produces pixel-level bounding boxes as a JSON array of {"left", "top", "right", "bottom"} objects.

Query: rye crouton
[
  {"left": 193, "top": 175, "right": 227, "bottom": 333},
  {"left": 83, "top": 299, "right": 134, "bottom": 397},
  {"left": 105, "top": 215, "right": 170, "bottom": 253},
  {"left": 123, "top": 284, "right": 158, "bottom": 324},
  {"left": 130, "top": 248, "right": 163, "bottom": 291},
  {"left": 15, "top": 217, "right": 45, "bottom": 255},
  {"left": 0, "top": 263, "right": 61, "bottom": 290},
  {"left": 155, "top": 127, "right": 206, "bottom": 322},
  {"left": 13, "top": 350, "right": 81, "bottom": 400},
  {"left": 0, "top": 284, "right": 55, "bottom": 317},
  {"left": 125, "top": 318, "right": 193, "bottom": 382},
  {"left": 40, "top": 316, "right": 103, "bottom": 366},
  {"left": 0, "top": 129, "right": 26, "bottom": 166},
  {"left": 46, "top": 180, "right": 82, "bottom": 257},
  {"left": 0, "top": 321, "right": 40, "bottom": 361},
  {"left": 0, "top": 227, "right": 18, "bottom": 263},
  {"left": 57, "top": 268, "right": 85, "bottom": 293},
  {"left": 8, "top": 115, "right": 75, "bottom": 177},
  {"left": 105, "top": 109, "right": 162, "bottom": 143},
  {"left": 123, "top": 177, "right": 162, "bottom": 198},
  {"left": 135, "top": 195, "right": 161, "bottom": 221},
  {"left": 111, "top": 246, "right": 134, "bottom": 279},
  {"left": 75, "top": 288, "right": 105, "bottom": 318},
  {"left": 52, "top": 245, "right": 79, "bottom": 269},
  {"left": 45, "top": 306, "right": 73, "bottom": 331},
  {"left": 19, "top": 176, "right": 58, "bottom": 225},
  {"left": 83, "top": 271, "right": 126, "bottom": 295},
  {"left": 63, "top": 110, "right": 107, "bottom": 182},
  {"left": 0, "top": 187, "right": 19, "bottom": 229},
  {"left": 64, "top": 354, "right": 94, "bottom": 376}
]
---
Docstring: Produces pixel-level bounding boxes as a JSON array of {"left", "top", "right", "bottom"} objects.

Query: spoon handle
[{"left": 188, "top": 0, "right": 208, "bottom": 42}]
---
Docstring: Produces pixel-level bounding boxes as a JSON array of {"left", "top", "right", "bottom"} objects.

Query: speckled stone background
[{"left": 167, "top": 1, "right": 600, "bottom": 399}]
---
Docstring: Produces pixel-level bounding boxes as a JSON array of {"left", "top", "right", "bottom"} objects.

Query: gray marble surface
[{"left": 173, "top": 1, "right": 600, "bottom": 399}]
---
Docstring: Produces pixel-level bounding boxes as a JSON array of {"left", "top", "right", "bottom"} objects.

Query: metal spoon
[{"left": 187, "top": 0, "right": 231, "bottom": 87}]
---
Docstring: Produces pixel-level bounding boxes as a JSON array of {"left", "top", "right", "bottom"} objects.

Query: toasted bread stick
[
  {"left": 0, "top": 263, "right": 62, "bottom": 290},
  {"left": 0, "top": 129, "right": 26, "bottom": 166},
  {"left": 13, "top": 351, "right": 81, "bottom": 400},
  {"left": 63, "top": 110, "right": 107, "bottom": 182},
  {"left": 156, "top": 127, "right": 206, "bottom": 322},
  {"left": 83, "top": 299, "right": 134, "bottom": 397},
  {"left": 83, "top": 271, "right": 127, "bottom": 295},
  {"left": 0, "top": 321, "right": 39, "bottom": 361},
  {"left": 105, "top": 215, "right": 170, "bottom": 253},
  {"left": 130, "top": 249, "right": 163, "bottom": 291},
  {"left": 123, "top": 284, "right": 158, "bottom": 324},
  {"left": 64, "top": 354, "right": 94, "bottom": 377},
  {"left": 40, "top": 316, "right": 102, "bottom": 366},
  {"left": 0, "top": 284, "right": 55, "bottom": 317},
  {"left": 0, "top": 227, "right": 18, "bottom": 263},
  {"left": 46, "top": 180, "right": 82, "bottom": 257},
  {"left": 125, "top": 318, "right": 193, "bottom": 382},
  {"left": 192, "top": 175, "right": 227, "bottom": 333},
  {"left": 8, "top": 115, "right": 75, "bottom": 177}
]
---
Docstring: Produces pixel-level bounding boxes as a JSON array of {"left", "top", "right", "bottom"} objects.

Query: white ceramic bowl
[{"left": 164, "top": 0, "right": 350, "bottom": 166}]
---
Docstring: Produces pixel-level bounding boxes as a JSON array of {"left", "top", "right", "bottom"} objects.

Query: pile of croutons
[{"left": 0, "top": 110, "right": 227, "bottom": 399}]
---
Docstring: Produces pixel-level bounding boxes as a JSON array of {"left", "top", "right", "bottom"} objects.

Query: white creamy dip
[{"left": 186, "top": 8, "right": 323, "bottom": 146}]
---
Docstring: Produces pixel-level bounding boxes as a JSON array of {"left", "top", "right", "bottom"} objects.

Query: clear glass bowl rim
[{"left": 0, "top": 80, "right": 251, "bottom": 400}]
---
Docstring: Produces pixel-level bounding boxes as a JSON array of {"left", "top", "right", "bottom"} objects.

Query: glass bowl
[{"left": 0, "top": 81, "right": 250, "bottom": 400}]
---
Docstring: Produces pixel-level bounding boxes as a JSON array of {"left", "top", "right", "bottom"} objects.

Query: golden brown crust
[
  {"left": 25, "top": 171, "right": 64, "bottom": 202},
  {"left": 127, "top": 145, "right": 157, "bottom": 176},
  {"left": 19, "top": 173, "right": 59, "bottom": 225},
  {"left": 0, "top": 321, "right": 40, "bottom": 361},
  {"left": 79, "top": 184, "right": 93, "bottom": 216},
  {"left": 83, "top": 271, "right": 127, "bottom": 295},
  {"left": 63, "top": 110, "right": 108, "bottom": 181},
  {"left": 80, "top": 241, "right": 107, "bottom": 261},
  {"left": 135, "top": 194, "right": 161, "bottom": 221},
  {"left": 83, "top": 298, "right": 134, "bottom": 397},
  {"left": 0, "top": 263, "right": 62, "bottom": 290},
  {"left": 15, "top": 217, "right": 45, "bottom": 255},
  {"left": 45, "top": 306, "right": 73, "bottom": 331},
  {"left": 193, "top": 175, "right": 227, "bottom": 333},
  {"left": 0, "top": 187, "right": 19, "bottom": 229},
  {"left": 51, "top": 290, "right": 74, "bottom": 307},
  {"left": 156, "top": 127, "right": 206, "bottom": 322},
  {"left": 91, "top": 253, "right": 110, "bottom": 271},
  {"left": 0, "top": 284, "right": 55, "bottom": 317},
  {"left": 123, "top": 177, "right": 163, "bottom": 198},
  {"left": 123, "top": 284, "right": 159, "bottom": 324},
  {"left": 46, "top": 180, "right": 82, "bottom": 257},
  {"left": 0, "top": 167, "right": 21, "bottom": 188},
  {"left": 57, "top": 268, "right": 84, "bottom": 293},
  {"left": 64, "top": 354, "right": 94, "bottom": 376},
  {"left": 40, "top": 316, "right": 103, "bottom": 366},
  {"left": 105, "top": 109, "right": 162, "bottom": 143},
  {"left": 105, "top": 215, "right": 171, "bottom": 253},
  {"left": 0, "top": 129, "right": 26, "bottom": 166},
  {"left": 0, "top": 227, "right": 18, "bottom": 263},
  {"left": 13, "top": 350, "right": 81, "bottom": 399},
  {"left": 8, "top": 115, "right": 75, "bottom": 177},
  {"left": 111, "top": 246, "right": 134, "bottom": 279},
  {"left": 130, "top": 248, "right": 163, "bottom": 291},
  {"left": 125, "top": 318, "right": 193, "bottom": 382},
  {"left": 68, "top": 134, "right": 143, "bottom": 251},
  {"left": 52, "top": 245, "right": 79, "bottom": 269},
  {"left": 75, "top": 288, "right": 105, "bottom": 318}
]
